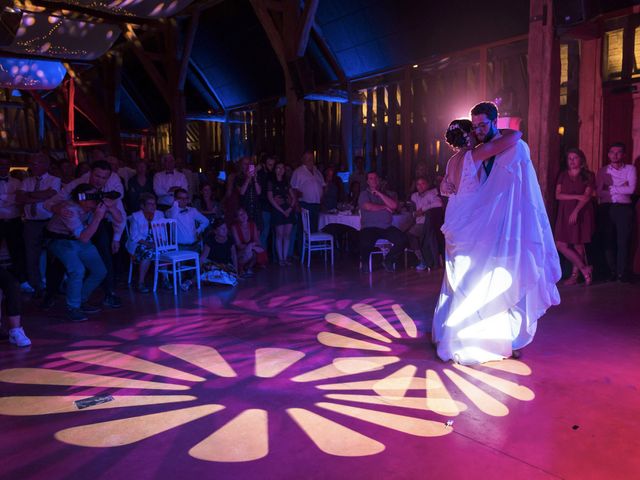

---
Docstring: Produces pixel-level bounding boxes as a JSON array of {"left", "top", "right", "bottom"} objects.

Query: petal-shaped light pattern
[
  {"left": 372, "top": 365, "right": 417, "bottom": 400},
  {"left": 443, "top": 369, "right": 508, "bottom": 417},
  {"left": 324, "top": 313, "right": 392, "bottom": 343},
  {"left": 317, "top": 402, "right": 451, "bottom": 438},
  {"left": 452, "top": 364, "right": 535, "bottom": 401},
  {"left": 425, "top": 370, "right": 462, "bottom": 416},
  {"left": 391, "top": 304, "right": 418, "bottom": 338},
  {"left": 0, "top": 368, "right": 188, "bottom": 391},
  {"left": 254, "top": 348, "right": 305, "bottom": 378},
  {"left": 316, "top": 377, "right": 425, "bottom": 391},
  {"left": 352, "top": 303, "right": 401, "bottom": 338},
  {"left": 287, "top": 408, "right": 384, "bottom": 457},
  {"left": 62, "top": 349, "right": 205, "bottom": 382},
  {"left": 160, "top": 344, "right": 236, "bottom": 378},
  {"left": 292, "top": 357, "right": 400, "bottom": 383},
  {"left": 482, "top": 359, "right": 532, "bottom": 376},
  {"left": 317, "top": 332, "right": 391, "bottom": 352},
  {"left": 0, "top": 395, "right": 195, "bottom": 416},
  {"left": 55, "top": 405, "right": 224, "bottom": 447},
  {"left": 189, "top": 409, "right": 268, "bottom": 462},
  {"left": 325, "top": 393, "right": 467, "bottom": 414}
]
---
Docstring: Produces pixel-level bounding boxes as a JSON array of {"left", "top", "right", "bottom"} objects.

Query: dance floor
[{"left": 1, "top": 259, "right": 638, "bottom": 480}]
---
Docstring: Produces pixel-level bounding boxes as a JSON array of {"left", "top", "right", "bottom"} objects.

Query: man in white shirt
[
  {"left": 596, "top": 142, "right": 637, "bottom": 282},
  {"left": 166, "top": 188, "right": 209, "bottom": 249},
  {"left": 290, "top": 151, "right": 325, "bottom": 232},
  {"left": 408, "top": 177, "right": 444, "bottom": 270},
  {"left": 0, "top": 157, "right": 28, "bottom": 290},
  {"left": 16, "top": 153, "right": 61, "bottom": 295},
  {"left": 154, "top": 154, "right": 188, "bottom": 210}
]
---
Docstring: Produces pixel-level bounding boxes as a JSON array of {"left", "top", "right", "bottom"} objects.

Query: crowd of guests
[{"left": 0, "top": 140, "right": 637, "bottom": 348}]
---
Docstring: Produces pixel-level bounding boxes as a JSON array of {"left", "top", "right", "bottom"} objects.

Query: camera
[{"left": 74, "top": 190, "right": 121, "bottom": 202}]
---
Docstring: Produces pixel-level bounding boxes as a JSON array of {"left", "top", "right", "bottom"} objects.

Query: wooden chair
[
  {"left": 150, "top": 219, "right": 201, "bottom": 295},
  {"left": 300, "top": 208, "right": 334, "bottom": 267}
]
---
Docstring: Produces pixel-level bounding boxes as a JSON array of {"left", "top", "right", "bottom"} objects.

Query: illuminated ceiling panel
[
  {"left": 0, "top": 58, "right": 66, "bottom": 89},
  {"left": 3, "top": 12, "right": 120, "bottom": 60},
  {"left": 43, "top": 0, "right": 196, "bottom": 19}
]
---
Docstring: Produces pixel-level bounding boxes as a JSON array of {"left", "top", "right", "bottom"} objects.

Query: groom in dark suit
[{"left": 470, "top": 102, "right": 499, "bottom": 184}]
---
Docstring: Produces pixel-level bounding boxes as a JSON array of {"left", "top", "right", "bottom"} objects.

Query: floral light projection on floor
[{"left": 0, "top": 303, "right": 535, "bottom": 463}]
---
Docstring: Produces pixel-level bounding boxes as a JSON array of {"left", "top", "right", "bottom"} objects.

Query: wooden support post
[
  {"left": 578, "top": 38, "right": 604, "bottom": 173},
  {"left": 527, "top": 0, "right": 561, "bottom": 206},
  {"left": 400, "top": 67, "right": 413, "bottom": 196},
  {"left": 341, "top": 83, "right": 353, "bottom": 172},
  {"left": 105, "top": 54, "right": 123, "bottom": 159},
  {"left": 66, "top": 79, "right": 78, "bottom": 164}
]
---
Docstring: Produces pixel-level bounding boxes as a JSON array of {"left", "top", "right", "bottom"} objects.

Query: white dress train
[{"left": 432, "top": 143, "right": 561, "bottom": 365}]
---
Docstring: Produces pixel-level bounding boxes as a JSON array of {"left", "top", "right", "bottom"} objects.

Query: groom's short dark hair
[{"left": 471, "top": 102, "right": 498, "bottom": 121}]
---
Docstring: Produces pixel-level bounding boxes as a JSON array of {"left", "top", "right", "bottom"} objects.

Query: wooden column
[
  {"left": 527, "top": 0, "right": 561, "bottom": 205},
  {"left": 400, "top": 67, "right": 413, "bottom": 195},
  {"left": 341, "top": 85, "right": 353, "bottom": 172},
  {"left": 578, "top": 38, "right": 604, "bottom": 173}
]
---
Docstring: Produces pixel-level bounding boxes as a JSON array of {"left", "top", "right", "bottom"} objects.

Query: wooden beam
[
  {"left": 20, "top": 0, "right": 155, "bottom": 25},
  {"left": 125, "top": 28, "right": 171, "bottom": 103},
  {"left": 178, "top": 12, "right": 200, "bottom": 91},
  {"left": 250, "top": 0, "right": 288, "bottom": 71},
  {"left": 28, "top": 91, "right": 63, "bottom": 131},
  {"left": 296, "top": 0, "right": 319, "bottom": 57},
  {"left": 311, "top": 25, "right": 346, "bottom": 84}
]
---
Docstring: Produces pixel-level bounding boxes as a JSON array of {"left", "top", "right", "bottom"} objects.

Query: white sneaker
[
  {"left": 180, "top": 280, "right": 192, "bottom": 292},
  {"left": 9, "top": 327, "right": 31, "bottom": 347},
  {"left": 415, "top": 263, "right": 429, "bottom": 271},
  {"left": 20, "top": 282, "right": 35, "bottom": 293}
]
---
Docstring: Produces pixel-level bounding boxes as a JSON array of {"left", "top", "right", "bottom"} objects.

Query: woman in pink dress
[{"left": 554, "top": 148, "right": 596, "bottom": 285}]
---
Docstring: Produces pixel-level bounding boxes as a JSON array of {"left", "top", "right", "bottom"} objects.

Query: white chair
[
  {"left": 369, "top": 239, "right": 393, "bottom": 271},
  {"left": 150, "top": 219, "right": 201, "bottom": 295},
  {"left": 301, "top": 208, "right": 334, "bottom": 267}
]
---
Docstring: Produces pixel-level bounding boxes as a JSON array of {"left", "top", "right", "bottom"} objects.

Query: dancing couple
[{"left": 432, "top": 102, "right": 561, "bottom": 365}]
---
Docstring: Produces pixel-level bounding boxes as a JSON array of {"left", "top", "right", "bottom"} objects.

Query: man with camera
[
  {"left": 46, "top": 183, "right": 122, "bottom": 321},
  {"left": 45, "top": 160, "right": 126, "bottom": 309}
]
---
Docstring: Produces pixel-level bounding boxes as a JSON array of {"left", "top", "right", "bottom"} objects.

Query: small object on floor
[
  {"left": 103, "top": 294, "right": 122, "bottom": 309},
  {"left": 8, "top": 327, "right": 31, "bottom": 347},
  {"left": 572, "top": 425, "right": 580, "bottom": 430},
  {"left": 445, "top": 420, "right": 454, "bottom": 427},
  {"left": 80, "top": 302, "right": 101, "bottom": 314},
  {"left": 20, "top": 281, "right": 35, "bottom": 293},
  {"left": 137, "top": 283, "right": 150, "bottom": 294},
  {"left": 75, "top": 394, "right": 114, "bottom": 410},
  {"left": 511, "top": 349, "right": 522, "bottom": 359},
  {"left": 180, "top": 280, "right": 193, "bottom": 292},
  {"left": 415, "top": 263, "right": 429, "bottom": 272},
  {"left": 67, "top": 308, "right": 88, "bottom": 322}
]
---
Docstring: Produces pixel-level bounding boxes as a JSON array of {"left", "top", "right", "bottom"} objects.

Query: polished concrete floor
[{"left": 0, "top": 257, "right": 638, "bottom": 480}]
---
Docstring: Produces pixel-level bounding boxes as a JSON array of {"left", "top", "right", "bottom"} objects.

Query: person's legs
[
  {"left": 77, "top": 243, "right": 107, "bottom": 303},
  {"left": 275, "top": 225, "right": 285, "bottom": 263},
  {"left": 48, "top": 240, "right": 85, "bottom": 309},
  {"left": 599, "top": 204, "right": 617, "bottom": 277},
  {"left": 359, "top": 227, "right": 382, "bottom": 266},
  {"left": 382, "top": 226, "right": 408, "bottom": 265},
  {"left": 92, "top": 220, "right": 120, "bottom": 306},
  {"left": 23, "top": 220, "right": 46, "bottom": 292},
  {"left": 610, "top": 204, "right": 633, "bottom": 278},
  {"left": 282, "top": 224, "right": 293, "bottom": 264},
  {"left": 0, "top": 267, "right": 30, "bottom": 346},
  {"left": 556, "top": 240, "right": 591, "bottom": 284},
  {"left": 407, "top": 223, "right": 425, "bottom": 263},
  {"left": 423, "top": 207, "right": 444, "bottom": 268},
  {"left": 4, "top": 218, "right": 27, "bottom": 283},
  {"left": 138, "top": 259, "right": 152, "bottom": 285},
  {"left": 300, "top": 202, "right": 320, "bottom": 233},
  {"left": 260, "top": 210, "right": 271, "bottom": 250}
]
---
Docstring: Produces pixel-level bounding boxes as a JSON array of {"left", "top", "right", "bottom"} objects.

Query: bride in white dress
[{"left": 432, "top": 119, "right": 561, "bottom": 365}]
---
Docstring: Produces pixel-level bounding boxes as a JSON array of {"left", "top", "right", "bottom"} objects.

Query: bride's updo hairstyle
[{"left": 445, "top": 119, "right": 472, "bottom": 149}]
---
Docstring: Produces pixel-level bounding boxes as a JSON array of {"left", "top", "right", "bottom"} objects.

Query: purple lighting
[{"left": 0, "top": 58, "right": 66, "bottom": 89}]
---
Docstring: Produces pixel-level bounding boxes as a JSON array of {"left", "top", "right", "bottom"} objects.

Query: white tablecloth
[{"left": 319, "top": 212, "right": 413, "bottom": 232}]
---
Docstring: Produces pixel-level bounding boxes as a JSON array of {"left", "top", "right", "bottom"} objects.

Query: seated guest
[
  {"left": 555, "top": 148, "right": 596, "bottom": 285},
  {"left": 126, "top": 193, "right": 164, "bottom": 293},
  {"left": 46, "top": 184, "right": 111, "bottom": 322},
  {"left": 268, "top": 162, "right": 296, "bottom": 265},
  {"left": 193, "top": 183, "right": 223, "bottom": 223},
  {"left": 126, "top": 159, "right": 154, "bottom": 213},
  {"left": 166, "top": 188, "right": 209, "bottom": 251},
  {"left": 0, "top": 266, "right": 31, "bottom": 347},
  {"left": 596, "top": 142, "right": 637, "bottom": 282},
  {"left": 200, "top": 219, "right": 239, "bottom": 285},
  {"left": 231, "top": 207, "right": 267, "bottom": 276},
  {"left": 322, "top": 166, "right": 345, "bottom": 212},
  {"left": 408, "top": 177, "right": 444, "bottom": 270},
  {"left": 153, "top": 154, "right": 188, "bottom": 211},
  {"left": 408, "top": 161, "right": 428, "bottom": 194},
  {"left": 358, "top": 172, "right": 407, "bottom": 271}
]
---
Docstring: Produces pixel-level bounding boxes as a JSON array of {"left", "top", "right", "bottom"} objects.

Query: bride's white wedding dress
[{"left": 432, "top": 143, "right": 561, "bottom": 365}]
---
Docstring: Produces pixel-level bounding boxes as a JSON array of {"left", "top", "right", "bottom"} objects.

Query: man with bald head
[
  {"left": 17, "top": 153, "right": 61, "bottom": 296},
  {"left": 290, "top": 151, "right": 325, "bottom": 232}
]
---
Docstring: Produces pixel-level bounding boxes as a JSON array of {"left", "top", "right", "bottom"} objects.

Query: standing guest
[
  {"left": 235, "top": 157, "right": 262, "bottom": 228},
  {"left": 258, "top": 154, "right": 276, "bottom": 248},
  {"left": 166, "top": 188, "right": 209, "bottom": 251},
  {"left": 193, "top": 183, "right": 223, "bottom": 224},
  {"left": 348, "top": 156, "right": 367, "bottom": 199},
  {"left": 268, "top": 162, "right": 296, "bottom": 266},
  {"left": 126, "top": 159, "right": 154, "bottom": 213},
  {"left": 596, "top": 142, "right": 637, "bottom": 282},
  {"left": 0, "top": 157, "right": 29, "bottom": 291},
  {"left": 153, "top": 154, "right": 188, "bottom": 211},
  {"left": 555, "top": 148, "right": 596, "bottom": 285},
  {"left": 16, "top": 153, "right": 61, "bottom": 296},
  {"left": 0, "top": 266, "right": 31, "bottom": 347},
  {"left": 105, "top": 156, "right": 127, "bottom": 190},
  {"left": 231, "top": 207, "right": 267, "bottom": 276},
  {"left": 222, "top": 161, "right": 240, "bottom": 225},
  {"left": 290, "top": 151, "right": 325, "bottom": 232},
  {"left": 126, "top": 193, "right": 164, "bottom": 293},
  {"left": 176, "top": 157, "right": 200, "bottom": 199},
  {"left": 46, "top": 184, "right": 112, "bottom": 322},
  {"left": 45, "top": 160, "right": 126, "bottom": 309},
  {"left": 322, "top": 166, "right": 345, "bottom": 212},
  {"left": 358, "top": 172, "right": 407, "bottom": 272},
  {"left": 408, "top": 177, "right": 444, "bottom": 271}
]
